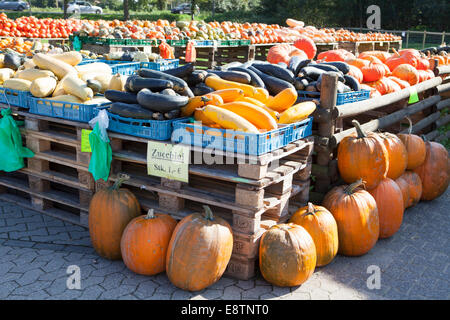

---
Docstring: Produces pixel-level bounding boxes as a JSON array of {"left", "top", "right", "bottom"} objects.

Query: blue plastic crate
[
  {"left": 287, "top": 117, "right": 313, "bottom": 143},
  {"left": 140, "top": 59, "right": 179, "bottom": 71},
  {"left": 0, "top": 88, "right": 32, "bottom": 108},
  {"left": 297, "top": 89, "right": 370, "bottom": 105},
  {"left": 105, "top": 111, "right": 189, "bottom": 141},
  {"left": 171, "top": 121, "right": 291, "bottom": 156},
  {"left": 28, "top": 96, "right": 111, "bottom": 123},
  {"left": 194, "top": 40, "right": 214, "bottom": 46},
  {"left": 77, "top": 59, "right": 140, "bottom": 75}
]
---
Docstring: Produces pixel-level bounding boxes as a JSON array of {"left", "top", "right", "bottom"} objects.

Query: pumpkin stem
[
  {"left": 304, "top": 202, "right": 316, "bottom": 216},
  {"left": 352, "top": 120, "right": 366, "bottom": 138},
  {"left": 405, "top": 116, "right": 413, "bottom": 135},
  {"left": 203, "top": 205, "right": 214, "bottom": 221},
  {"left": 420, "top": 134, "right": 427, "bottom": 142},
  {"left": 344, "top": 178, "right": 364, "bottom": 195},
  {"left": 111, "top": 173, "right": 130, "bottom": 190},
  {"left": 145, "top": 209, "right": 156, "bottom": 219}
]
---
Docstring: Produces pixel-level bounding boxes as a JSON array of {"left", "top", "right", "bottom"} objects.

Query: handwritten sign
[
  {"left": 80, "top": 129, "right": 92, "bottom": 153},
  {"left": 147, "top": 141, "right": 189, "bottom": 182},
  {"left": 408, "top": 86, "right": 419, "bottom": 104}
]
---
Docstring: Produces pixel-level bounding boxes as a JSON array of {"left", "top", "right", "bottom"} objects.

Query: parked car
[
  {"left": 171, "top": 3, "right": 192, "bottom": 14},
  {"left": 66, "top": 1, "right": 102, "bottom": 14},
  {"left": 0, "top": 0, "right": 30, "bottom": 11}
]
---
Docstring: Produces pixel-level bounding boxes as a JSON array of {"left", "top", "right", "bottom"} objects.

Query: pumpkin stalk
[
  {"left": 111, "top": 173, "right": 130, "bottom": 190},
  {"left": 405, "top": 116, "right": 413, "bottom": 135},
  {"left": 305, "top": 202, "right": 316, "bottom": 215},
  {"left": 352, "top": 120, "right": 366, "bottom": 138},
  {"left": 145, "top": 209, "right": 156, "bottom": 220},
  {"left": 344, "top": 178, "right": 364, "bottom": 195},
  {"left": 203, "top": 205, "right": 214, "bottom": 221}
]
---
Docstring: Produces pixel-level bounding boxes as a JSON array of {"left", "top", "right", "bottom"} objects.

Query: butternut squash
[
  {"left": 267, "top": 87, "right": 298, "bottom": 112},
  {"left": 3, "top": 78, "right": 31, "bottom": 91},
  {"left": 211, "top": 88, "right": 245, "bottom": 103},
  {"left": 32, "top": 53, "right": 77, "bottom": 80},
  {"left": 0, "top": 68, "right": 14, "bottom": 84},
  {"left": 278, "top": 101, "right": 316, "bottom": 124},
  {"left": 62, "top": 75, "right": 94, "bottom": 101},
  {"left": 50, "top": 51, "right": 83, "bottom": 66},
  {"left": 83, "top": 96, "right": 111, "bottom": 105},
  {"left": 46, "top": 94, "right": 83, "bottom": 104},
  {"left": 108, "top": 73, "right": 127, "bottom": 91},
  {"left": 22, "top": 59, "right": 36, "bottom": 69},
  {"left": 219, "top": 101, "right": 278, "bottom": 130},
  {"left": 30, "top": 76, "right": 57, "bottom": 98},
  {"left": 205, "top": 76, "right": 256, "bottom": 97},
  {"left": 202, "top": 105, "right": 259, "bottom": 133},
  {"left": 15, "top": 69, "right": 56, "bottom": 82},
  {"left": 75, "top": 62, "right": 112, "bottom": 77}
]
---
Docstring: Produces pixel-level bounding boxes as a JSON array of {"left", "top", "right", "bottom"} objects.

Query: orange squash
[
  {"left": 211, "top": 88, "right": 245, "bottom": 103},
  {"left": 266, "top": 87, "right": 297, "bottom": 112}
]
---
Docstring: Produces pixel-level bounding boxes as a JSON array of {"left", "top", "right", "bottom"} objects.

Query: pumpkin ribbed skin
[
  {"left": 392, "top": 64, "right": 419, "bottom": 86},
  {"left": 120, "top": 211, "right": 177, "bottom": 276},
  {"left": 89, "top": 176, "right": 141, "bottom": 260},
  {"left": 337, "top": 120, "right": 388, "bottom": 190},
  {"left": 323, "top": 180, "right": 379, "bottom": 256},
  {"left": 397, "top": 133, "right": 426, "bottom": 170},
  {"left": 379, "top": 132, "right": 408, "bottom": 180},
  {"left": 166, "top": 207, "right": 233, "bottom": 292},
  {"left": 413, "top": 141, "right": 449, "bottom": 201},
  {"left": 259, "top": 223, "right": 316, "bottom": 287},
  {"left": 395, "top": 171, "right": 423, "bottom": 208},
  {"left": 368, "top": 178, "right": 404, "bottom": 239},
  {"left": 289, "top": 203, "right": 338, "bottom": 267}
]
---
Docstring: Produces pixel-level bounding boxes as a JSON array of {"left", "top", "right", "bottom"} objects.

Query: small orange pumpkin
[
  {"left": 395, "top": 171, "right": 423, "bottom": 208},
  {"left": 379, "top": 132, "right": 408, "bottom": 180}
]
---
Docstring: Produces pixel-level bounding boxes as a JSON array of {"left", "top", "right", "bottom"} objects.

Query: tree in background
[{"left": 124, "top": 0, "right": 129, "bottom": 20}]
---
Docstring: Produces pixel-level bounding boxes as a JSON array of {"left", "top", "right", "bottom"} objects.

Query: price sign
[
  {"left": 147, "top": 141, "right": 189, "bottom": 183},
  {"left": 80, "top": 129, "right": 92, "bottom": 153},
  {"left": 408, "top": 86, "right": 419, "bottom": 104}
]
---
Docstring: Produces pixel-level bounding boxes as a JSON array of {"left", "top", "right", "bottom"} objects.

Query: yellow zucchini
[
  {"left": 30, "top": 77, "right": 57, "bottom": 98},
  {"left": 219, "top": 101, "right": 277, "bottom": 131},
  {"left": 278, "top": 101, "right": 316, "bottom": 124},
  {"left": 3, "top": 78, "right": 31, "bottom": 91},
  {"left": 0, "top": 68, "right": 14, "bottom": 84},
  {"left": 62, "top": 75, "right": 94, "bottom": 101},
  {"left": 50, "top": 51, "right": 83, "bottom": 66},
  {"left": 267, "top": 88, "right": 298, "bottom": 112},
  {"left": 194, "top": 109, "right": 216, "bottom": 125},
  {"left": 32, "top": 53, "right": 77, "bottom": 80},
  {"left": 205, "top": 76, "right": 257, "bottom": 98},
  {"left": 236, "top": 96, "right": 279, "bottom": 121},
  {"left": 15, "top": 69, "right": 56, "bottom": 82},
  {"left": 202, "top": 105, "right": 259, "bottom": 133}
]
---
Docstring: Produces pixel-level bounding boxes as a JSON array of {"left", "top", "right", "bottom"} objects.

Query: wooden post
[
  {"left": 422, "top": 31, "right": 427, "bottom": 49},
  {"left": 406, "top": 31, "right": 410, "bottom": 48},
  {"left": 442, "top": 31, "right": 446, "bottom": 46}
]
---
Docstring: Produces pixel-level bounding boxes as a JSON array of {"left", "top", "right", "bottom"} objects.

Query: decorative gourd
[
  {"left": 361, "top": 63, "right": 387, "bottom": 82},
  {"left": 166, "top": 206, "right": 233, "bottom": 291},
  {"left": 120, "top": 209, "right": 177, "bottom": 276},
  {"left": 33, "top": 53, "right": 77, "bottom": 79},
  {"left": 278, "top": 101, "right": 316, "bottom": 124},
  {"left": 62, "top": 74, "right": 94, "bottom": 101},
  {"left": 30, "top": 76, "right": 57, "bottom": 98},
  {"left": 219, "top": 101, "right": 277, "bottom": 130},
  {"left": 413, "top": 140, "right": 449, "bottom": 200},
  {"left": 266, "top": 87, "right": 298, "bottom": 112},
  {"left": 323, "top": 179, "right": 379, "bottom": 256},
  {"left": 368, "top": 178, "right": 404, "bottom": 239},
  {"left": 392, "top": 64, "right": 419, "bottom": 86},
  {"left": 259, "top": 223, "right": 316, "bottom": 286},
  {"left": 397, "top": 123, "right": 426, "bottom": 170},
  {"left": 379, "top": 132, "right": 408, "bottom": 180},
  {"left": 201, "top": 105, "right": 259, "bottom": 133},
  {"left": 395, "top": 171, "right": 423, "bottom": 208},
  {"left": 293, "top": 35, "right": 317, "bottom": 59},
  {"left": 88, "top": 174, "right": 141, "bottom": 260},
  {"left": 337, "top": 120, "right": 389, "bottom": 190},
  {"left": 289, "top": 203, "right": 338, "bottom": 267}
]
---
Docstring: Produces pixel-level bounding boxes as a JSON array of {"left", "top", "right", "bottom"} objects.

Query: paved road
[{"left": 0, "top": 188, "right": 449, "bottom": 300}]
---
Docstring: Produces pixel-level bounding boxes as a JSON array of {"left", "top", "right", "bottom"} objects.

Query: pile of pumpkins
[{"left": 87, "top": 120, "right": 449, "bottom": 291}]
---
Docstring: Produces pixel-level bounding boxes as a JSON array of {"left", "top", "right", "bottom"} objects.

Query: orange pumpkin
[
  {"left": 289, "top": 203, "right": 338, "bottom": 267},
  {"left": 166, "top": 206, "right": 233, "bottom": 291},
  {"left": 121, "top": 209, "right": 177, "bottom": 275},
  {"left": 358, "top": 51, "right": 391, "bottom": 63},
  {"left": 366, "top": 77, "right": 401, "bottom": 95},
  {"left": 368, "top": 178, "right": 404, "bottom": 239},
  {"left": 259, "top": 223, "right": 316, "bottom": 286},
  {"left": 395, "top": 171, "right": 423, "bottom": 208},
  {"left": 323, "top": 179, "right": 379, "bottom": 256},
  {"left": 413, "top": 141, "right": 449, "bottom": 200},
  {"left": 347, "top": 65, "right": 363, "bottom": 83},
  {"left": 379, "top": 132, "right": 408, "bottom": 180},
  {"left": 293, "top": 35, "right": 317, "bottom": 59},
  {"left": 392, "top": 64, "right": 419, "bottom": 86},
  {"left": 388, "top": 76, "right": 410, "bottom": 89},
  {"left": 397, "top": 130, "right": 426, "bottom": 170},
  {"left": 89, "top": 174, "right": 141, "bottom": 260},
  {"left": 267, "top": 43, "right": 307, "bottom": 65},
  {"left": 337, "top": 120, "right": 389, "bottom": 190},
  {"left": 361, "top": 63, "right": 387, "bottom": 82}
]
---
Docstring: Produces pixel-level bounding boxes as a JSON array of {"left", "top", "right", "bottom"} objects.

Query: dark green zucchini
[
  {"left": 125, "top": 75, "right": 173, "bottom": 93},
  {"left": 295, "top": 96, "right": 320, "bottom": 104},
  {"left": 252, "top": 63, "right": 295, "bottom": 83},
  {"left": 320, "top": 62, "right": 350, "bottom": 74},
  {"left": 313, "top": 63, "right": 342, "bottom": 73},
  {"left": 295, "top": 59, "right": 313, "bottom": 76},
  {"left": 152, "top": 112, "right": 165, "bottom": 120},
  {"left": 343, "top": 75, "right": 361, "bottom": 92},
  {"left": 305, "top": 82, "right": 319, "bottom": 98},
  {"left": 228, "top": 67, "right": 266, "bottom": 88},
  {"left": 421, "top": 47, "right": 437, "bottom": 54},
  {"left": 138, "top": 68, "right": 190, "bottom": 95},
  {"left": 206, "top": 70, "right": 251, "bottom": 84},
  {"left": 298, "top": 66, "right": 327, "bottom": 80},
  {"left": 105, "top": 90, "right": 138, "bottom": 104},
  {"left": 137, "top": 88, "right": 189, "bottom": 112},
  {"left": 163, "top": 63, "right": 194, "bottom": 78},
  {"left": 217, "top": 61, "right": 243, "bottom": 70},
  {"left": 336, "top": 82, "right": 352, "bottom": 93},
  {"left": 161, "top": 88, "right": 177, "bottom": 96},
  {"left": 185, "top": 70, "right": 207, "bottom": 86},
  {"left": 436, "top": 46, "right": 450, "bottom": 53},
  {"left": 248, "top": 66, "right": 295, "bottom": 96},
  {"left": 109, "top": 102, "right": 154, "bottom": 120},
  {"left": 164, "top": 109, "right": 181, "bottom": 120},
  {"left": 277, "top": 62, "right": 288, "bottom": 68},
  {"left": 288, "top": 56, "right": 307, "bottom": 74},
  {"left": 193, "top": 83, "right": 214, "bottom": 96},
  {"left": 294, "top": 77, "right": 309, "bottom": 90},
  {"left": 86, "top": 79, "right": 102, "bottom": 94},
  {"left": 316, "top": 71, "right": 345, "bottom": 91}
]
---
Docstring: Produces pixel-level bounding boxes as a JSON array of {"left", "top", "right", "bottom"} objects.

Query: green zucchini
[
  {"left": 109, "top": 102, "right": 154, "bottom": 120},
  {"left": 343, "top": 75, "right": 361, "bottom": 92},
  {"left": 105, "top": 90, "right": 138, "bottom": 104},
  {"left": 186, "top": 70, "right": 207, "bottom": 86},
  {"left": 161, "top": 88, "right": 177, "bottom": 96},
  {"left": 320, "top": 62, "right": 350, "bottom": 74},
  {"left": 228, "top": 67, "right": 266, "bottom": 88},
  {"left": 206, "top": 70, "right": 251, "bottom": 84},
  {"left": 86, "top": 79, "right": 102, "bottom": 94},
  {"left": 252, "top": 63, "right": 295, "bottom": 83},
  {"left": 138, "top": 68, "right": 193, "bottom": 97},
  {"left": 137, "top": 88, "right": 189, "bottom": 112},
  {"left": 248, "top": 66, "right": 295, "bottom": 96},
  {"left": 164, "top": 109, "right": 181, "bottom": 120},
  {"left": 125, "top": 75, "right": 173, "bottom": 93},
  {"left": 193, "top": 83, "right": 214, "bottom": 96},
  {"left": 163, "top": 63, "right": 194, "bottom": 78}
]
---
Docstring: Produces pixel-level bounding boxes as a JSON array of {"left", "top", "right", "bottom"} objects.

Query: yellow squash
[
  {"left": 267, "top": 88, "right": 298, "bottom": 112},
  {"left": 202, "top": 105, "right": 259, "bottom": 133},
  {"left": 205, "top": 76, "right": 256, "bottom": 98},
  {"left": 278, "top": 101, "right": 316, "bottom": 124},
  {"left": 219, "top": 101, "right": 277, "bottom": 130}
]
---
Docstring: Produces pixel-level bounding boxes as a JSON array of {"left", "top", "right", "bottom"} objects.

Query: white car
[{"left": 66, "top": 1, "right": 103, "bottom": 14}]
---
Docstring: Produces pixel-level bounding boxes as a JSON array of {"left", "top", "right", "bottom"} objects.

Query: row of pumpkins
[{"left": 87, "top": 121, "right": 449, "bottom": 291}]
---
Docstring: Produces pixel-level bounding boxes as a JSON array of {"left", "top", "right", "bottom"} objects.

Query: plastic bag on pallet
[
  {"left": 88, "top": 109, "right": 112, "bottom": 182},
  {"left": 0, "top": 108, "right": 34, "bottom": 172}
]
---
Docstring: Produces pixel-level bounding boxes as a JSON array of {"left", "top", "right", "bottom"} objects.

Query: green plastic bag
[
  {"left": 0, "top": 108, "right": 34, "bottom": 172},
  {"left": 88, "top": 110, "right": 112, "bottom": 182}
]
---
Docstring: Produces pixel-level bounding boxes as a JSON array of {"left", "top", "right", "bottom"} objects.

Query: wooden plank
[{"left": 399, "top": 111, "right": 441, "bottom": 134}]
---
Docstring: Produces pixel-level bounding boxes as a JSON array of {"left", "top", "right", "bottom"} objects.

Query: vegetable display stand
[
  {"left": 0, "top": 88, "right": 32, "bottom": 109},
  {"left": 315, "top": 42, "right": 338, "bottom": 56},
  {"left": 78, "top": 42, "right": 155, "bottom": 55},
  {"left": 337, "top": 40, "right": 402, "bottom": 55},
  {"left": 0, "top": 106, "right": 95, "bottom": 226}
]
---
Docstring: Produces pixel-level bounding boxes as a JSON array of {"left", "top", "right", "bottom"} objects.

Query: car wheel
[
  {"left": 74, "top": 9, "right": 80, "bottom": 13},
  {"left": 96, "top": 10, "right": 101, "bottom": 14}
]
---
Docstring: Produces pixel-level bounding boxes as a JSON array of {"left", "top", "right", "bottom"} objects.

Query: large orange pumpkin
[
  {"left": 368, "top": 178, "right": 404, "bottom": 239},
  {"left": 392, "top": 64, "right": 419, "bottom": 86},
  {"left": 289, "top": 203, "right": 338, "bottom": 267},
  {"left": 358, "top": 51, "right": 391, "bottom": 63},
  {"left": 166, "top": 206, "right": 233, "bottom": 291},
  {"left": 395, "top": 171, "right": 423, "bottom": 208},
  {"left": 89, "top": 174, "right": 141, "bottom": 260},
  {"left": 361, "top": 63, "right": 387, "bottom": 82},
  {"left": 366, "top": 77, "right": 401, "bottom": 95},
  {"left": 121, "top": 209, "right": 177, "bottom": 276},
  {"left": 337, "top": 120, "right": 389, "bottom": 190},
  {"left": 293, "top": 35, "right": 317, "bottom": 59},
  {"left": 267, "top": 43, "right": 307, "bottom": 65},
  {"left": 413, "top": 141, "right": 449, "bottom": 200},
  {"left": 323, "top": 179, "right": 380, "bottom": 256},
  {"left": 259, "top": 223, "right": 316, "bottom": 286},
  {"left": 397, "top": 131, "right": 426, "bottom": 170},
  {"left": 379, "top": 132, "right": 408, "bottom": 180}
]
